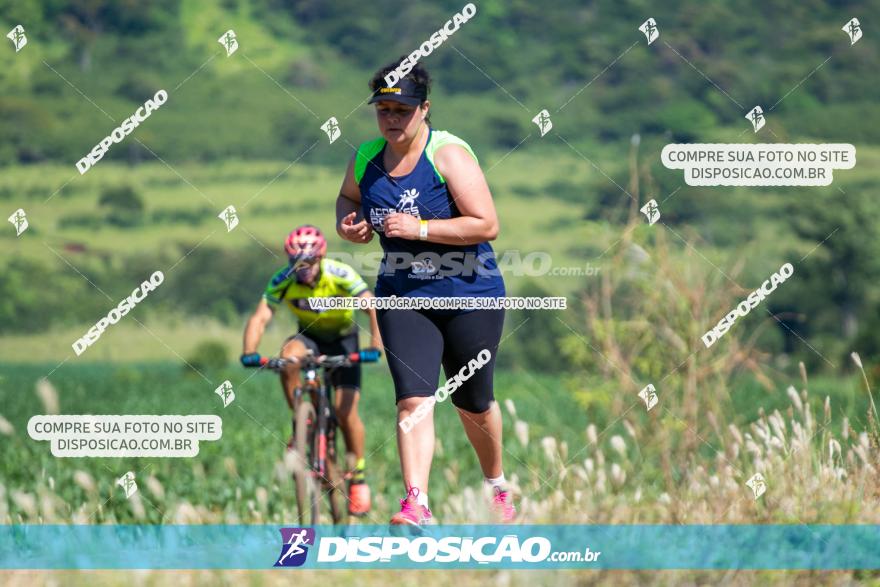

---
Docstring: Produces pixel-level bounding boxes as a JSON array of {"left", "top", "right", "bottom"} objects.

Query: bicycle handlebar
[{"left": 259, "top": 348, "right": 382, "bottom": 372}]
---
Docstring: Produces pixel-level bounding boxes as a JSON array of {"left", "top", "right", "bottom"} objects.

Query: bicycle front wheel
[{"left": 292, "top": 401, "right": 318, "bottom": 525}]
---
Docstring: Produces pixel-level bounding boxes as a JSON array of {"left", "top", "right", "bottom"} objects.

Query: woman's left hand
[{"left": 383, "top": 212, "right": 421, "bottom": 240}]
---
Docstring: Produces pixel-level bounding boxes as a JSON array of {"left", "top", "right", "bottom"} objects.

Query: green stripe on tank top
[
  {"left": 354, "top": 130, "right": 479, "bottom": 184},
  {"left": 354, "top": 137, "right": 387, "bottom": 184},
  {"left": 425, "top": 130, "right": 479, "bottom": 183}
]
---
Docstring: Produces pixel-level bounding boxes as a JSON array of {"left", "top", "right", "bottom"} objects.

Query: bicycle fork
[{"left": 305, "top": 368, "right": 331, "bottom": 484}]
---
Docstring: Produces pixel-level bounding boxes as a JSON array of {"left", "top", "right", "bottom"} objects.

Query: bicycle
[{"left": 261, "top": 348, "right": 381, "bottom": 525}]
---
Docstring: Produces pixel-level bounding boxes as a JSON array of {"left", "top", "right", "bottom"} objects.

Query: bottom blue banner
[{"left": 1, "top": 524, "right": 879, "bottom": 569}]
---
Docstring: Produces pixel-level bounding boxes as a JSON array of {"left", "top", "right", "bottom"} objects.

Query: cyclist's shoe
[
  {"left": 490, "top": 486, "right": 517, "bottom": 523},
  {"left": 348, "top": 481, "right": 371, "bottom": 516},
  {"left": 389, "top": 487, "right": 432, "bottom": 526}
]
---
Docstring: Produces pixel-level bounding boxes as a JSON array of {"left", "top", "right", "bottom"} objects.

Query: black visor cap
[{"left": 368, "top": 77, "right": 428, "bottom": 106}]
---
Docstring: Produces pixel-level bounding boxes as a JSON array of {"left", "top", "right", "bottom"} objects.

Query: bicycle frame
[{"left": 295, "top": 360, "right": 339, "bottom": 486}]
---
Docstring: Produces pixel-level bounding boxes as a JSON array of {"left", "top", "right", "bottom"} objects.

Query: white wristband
[{"left": 419, "top": 220, "right": 429, "bottom": 240}]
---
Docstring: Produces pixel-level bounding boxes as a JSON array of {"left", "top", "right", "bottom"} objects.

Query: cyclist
[
  {"left": 335, "top": 58, "right": 516, "bottom": 525},
  {"left": 240, "top": 224, "right": 382, "bottom": 517}
]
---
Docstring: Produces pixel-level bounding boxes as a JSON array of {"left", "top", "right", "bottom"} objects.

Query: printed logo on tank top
[
  {"left": 409, "top": 256, "right": 441, "bottom": 280},
  {"left": 369, "top": 188, "right": 421, "bottom": 232}
]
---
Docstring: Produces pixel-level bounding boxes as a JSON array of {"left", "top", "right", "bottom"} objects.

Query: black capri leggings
[{"left": 376, "top": 308, "right": 504, "bottom": 413}]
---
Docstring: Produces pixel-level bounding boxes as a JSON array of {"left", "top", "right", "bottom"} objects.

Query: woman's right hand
[{"left": 338, "top": 211, "right": 374, "bottom": 244}]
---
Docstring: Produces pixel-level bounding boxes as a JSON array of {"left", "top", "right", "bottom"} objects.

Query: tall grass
[
  {"left": 1, "top": 361, "right": 878, "bottom": 527},
  {"left": 1, "top": 362, "right": 878, "bottom": 586}
]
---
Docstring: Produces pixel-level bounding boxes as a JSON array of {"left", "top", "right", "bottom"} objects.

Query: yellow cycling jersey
[{"left": 263, "top": 258, "right": 368, "bottom": 341}]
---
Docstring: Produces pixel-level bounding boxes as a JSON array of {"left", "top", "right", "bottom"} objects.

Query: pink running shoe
[
  {"left": 389, "top": 486, "right": 433, "bottom": 526},
  {"left": 491, "top": 487, "right": 517, "bottom": 523}
]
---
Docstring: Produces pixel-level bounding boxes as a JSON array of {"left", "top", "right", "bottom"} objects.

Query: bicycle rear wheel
[{"left": 292, "top": 401, "right": 319, "bottom": 525}]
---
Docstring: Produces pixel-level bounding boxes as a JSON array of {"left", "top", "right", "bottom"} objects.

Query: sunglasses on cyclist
[{"left": 288, "top": 254, "right": 320, "bottom": 272}]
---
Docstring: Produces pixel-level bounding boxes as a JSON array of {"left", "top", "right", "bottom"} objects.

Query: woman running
[{"left": 335, "top": 56, "right": 516, "bottom": 525}]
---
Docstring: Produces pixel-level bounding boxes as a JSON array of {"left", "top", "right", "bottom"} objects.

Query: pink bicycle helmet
[{"left": 284, "top": 225, "right": 327, "bottom": 262}]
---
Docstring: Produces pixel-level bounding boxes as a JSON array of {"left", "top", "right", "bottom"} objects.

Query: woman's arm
[
  {"left": 336, "top": 154, "right": 373, "bottom": 244},
  {"left": 382, "top": 144, "right": 499, "bottom": 245},
  {"left": 356, "top": 290, "right": 383, "bottom": 350}
]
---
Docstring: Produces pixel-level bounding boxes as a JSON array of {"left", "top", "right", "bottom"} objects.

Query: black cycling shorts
[
  {"left": 283, "top": 331, "right": 360, "bottom": 390},
  {"left": 376, "top": 309, "right": 504, "bottom": 413}
]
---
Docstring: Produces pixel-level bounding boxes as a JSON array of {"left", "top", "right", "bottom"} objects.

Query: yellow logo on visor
[{"left": 379, "top": 87, "right": 402, "bottom": 94}]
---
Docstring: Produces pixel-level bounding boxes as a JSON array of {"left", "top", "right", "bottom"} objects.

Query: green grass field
[
  {"left": 2, "top": 153, "right": 596, "bottom": 265},
  {"left": 3, "top": 358, "right": 880, "bottom": 585},
  {"left": 0, "top": 358, "right": 875, "bottom": 525},
  {"left": 0, "top": 361, "right": 590, "bottom": 525},
  {"left": 5, "top": 142, "right": 878, "bottom": 277}
]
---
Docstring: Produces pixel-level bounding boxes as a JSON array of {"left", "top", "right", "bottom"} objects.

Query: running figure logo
[
  {"left": 219, "top": 205, "right": 239, "bottom": 232},
  {"left": 218, "top": 30, "right": 238, "bottom": 56},
  {"left": 746, "top": 106, "right": 765, "bottom": 133},
  {"left": 116, "top": 471, "right": 138, "bottom": 498},
  {"left": 397, "top": 188, "right": 419, "bottom": 211},
  {"left": 746, "top": 473, "right": 767, "bottom": 500},
  {"left": 639, "top": 18, "right": 659, "bottom": 45},
  {"left": 8, "top": 208, "right": 28, "bottom": 236},
  {"left": 214, "top": 380, "right": 235, "bottom": 407},
  {"left": 531, "top": 109, "right": 552, "bottom": 137},
  {"left": 640, "top": 199, "right": 660, "bottom": 225},
  {"left": 842, "top": 18, "right": 862, "bottom": 45},
  {"left": 274, "top": 528, "right": 315, "bottom": 567},
  {"left": 321, "top": 117, "right": 341, "bottom": 143},
  {"left": 7, "top": 25, "right": 27, "bottom": 52}
]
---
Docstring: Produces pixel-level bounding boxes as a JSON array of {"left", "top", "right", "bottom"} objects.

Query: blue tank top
[{"left": 355, "top": 128, "right": 506, "bottom": 299}]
